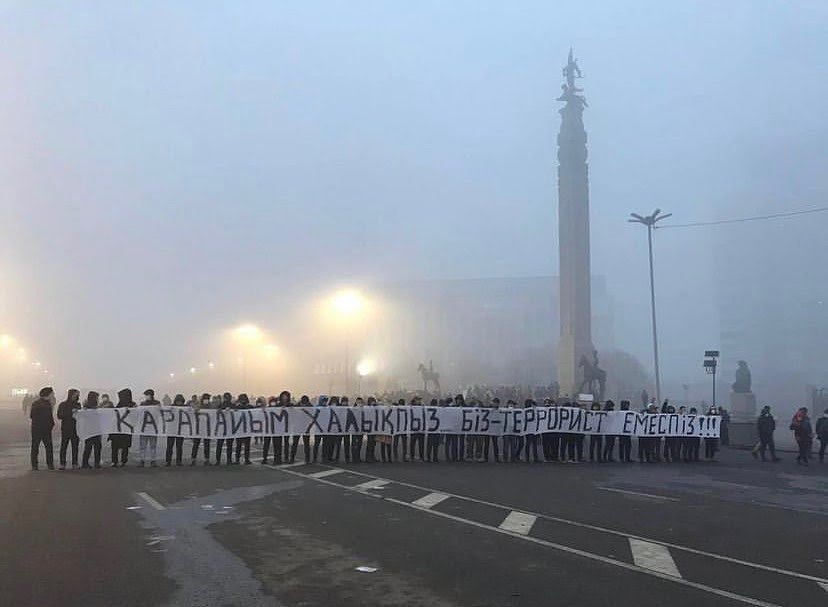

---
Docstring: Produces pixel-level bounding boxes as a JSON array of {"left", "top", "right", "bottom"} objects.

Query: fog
[{"left": 0, "top": 2, "right": 826, "bottom": 411}]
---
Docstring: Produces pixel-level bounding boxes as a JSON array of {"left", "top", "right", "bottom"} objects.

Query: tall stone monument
[{"left": 557, "top": 49, "right": 595, "bottom": 398}]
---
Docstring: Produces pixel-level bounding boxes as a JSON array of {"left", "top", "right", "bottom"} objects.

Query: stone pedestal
[
  {"left": 729, "top": 392, "right": 756, "bottom": 423},
  {"left": 726, "top": 421, "right": 758, "bottom": 448}
]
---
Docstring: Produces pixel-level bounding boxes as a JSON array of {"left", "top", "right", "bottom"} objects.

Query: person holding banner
[
  {"left": 524, "top": 399, "right": 541, "bottom": 464},
  {"left": 138, "top": 389, "right": 160, "bottom": 467},
  {"left": 81, "top": 391, "right": 102, "bottom": 469},
  {"left": 617, "top": 400, "right": 632, "bottom": 462},
  {"left": 364, "top": 396, "right": 379, "bottom": 463},
  {"left": 588, "top": 402, "right": 603, "bottom": 463},
  {"left": 164, "top": 394, "right": 186, "bottom": 466},
  {"left": 704, "top": 406, "right": 720, "bottom": 461},
  {"left": 261, "top": 396, "right": 279, "bottom": 465},
  {"left": 425, "top": 398, "right": 441, "bottom": 463},
  {"left": 109, "top": 389, "right": 135, "bottom": 467},
  {"left": 602, "top": 400, "right": 616, "bottom": 462},
  {"left": 392, "top": 398, "right": 409, "bottom": 463},
  {"left": 57, "top": 389, "right": 82, "bottom": 470},
  {"left": 351, "top": 397, "right": 365, "bottom": 463},
  {"left": 409, "top": 396, "right": 425, "bottom": 462},
  {"left": 234, "top": 394, "right": 253, "bottom": 465},
  {"left": 190, "top": 393, "right": 213, "bottom": 466},
  {"left": 312, "top": 395, "right": 328, "bottom": 463},
  {"left": 291, "top": 394, "right": 313, "bottom": 464},
  {"left": 215, "top": 392, "right": 236, "bottom": 465}
]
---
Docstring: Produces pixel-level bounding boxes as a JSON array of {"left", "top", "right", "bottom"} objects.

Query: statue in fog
[
  {"left": 417, "top": 361, "right": 441, "bottom": 394},
  {"left": 578, "top": 350, "right": 606, "bottom": 401},
  {"left": 732, "top": 360, "right": 752, "bottom": 393}
]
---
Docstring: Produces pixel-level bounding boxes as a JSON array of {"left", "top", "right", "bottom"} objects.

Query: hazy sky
[{"left": 1, "top": 1, "right": 826, "bottom": 389}]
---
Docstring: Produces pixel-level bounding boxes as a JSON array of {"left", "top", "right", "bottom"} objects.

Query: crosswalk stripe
[
  {"left": 629, "top": 538, "right": 682, "bottom": 577},
  {"left": 499, "top": 511, "right": 537, "bottom": 535},
  {"left": 354, "top": 479, "right": 389, "bottom": 490},
  {"left": 411, "top": 492, "right": 450, "bottom": 509},
  {"left": 308, "top": 468, "right": 344, "bottom": 479}
]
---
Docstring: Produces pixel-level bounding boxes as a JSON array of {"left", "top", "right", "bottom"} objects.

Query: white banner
[{"left": 75, "top": 406, "right": 720, "bottom": 442}]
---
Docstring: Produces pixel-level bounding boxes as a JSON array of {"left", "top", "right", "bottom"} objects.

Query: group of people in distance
[{"left": 26, "top": 386, "right": 828, "bottom": 470}]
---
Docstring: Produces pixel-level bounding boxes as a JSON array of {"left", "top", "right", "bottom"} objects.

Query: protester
[
  {"left": 752, "top": 406, "right": 780, "bottom": 462},
  {"left": 215, "top": 392, "right": 235, "bottom": 465},
  {"left": 164, "top": 394, "right": 186, "bottom": 466},
  {"left": 191, "top": 393, "right": 212, "bottom": 466},
  {"left": 234, "top": 393, "right": 253, "bottom": 465},
  {"left": 703, "top": 405, "right": 720, "bottom": 461},
  {"left": 81, "top": 391, "right": 102, "bottom": 468},
  {"left": 30, "top": 387, "right": 56, "bottom": 470},
  {"left": 109, "top": 389, "right": 134, "bottom": 466},
  {"left": 816, "top": 409, "right": 828, "bottom": 464},
  {"left": 602, "top": 400, "right": 616, "bottom": 462},
  {"left": 617, "top": 400, "right": 632, "bottom": 462},
  {"left": 138, "top": 389, "right": 160, "bottom": 467},
  {"left": 790, "top": 407, "right": 813, "bottom": 466},
  {"left": 57, "top": 388, "right": 81, "bottom": 470}
]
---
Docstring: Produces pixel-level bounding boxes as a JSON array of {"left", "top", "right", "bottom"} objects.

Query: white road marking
[
  {"left": 499, "top": 511, "right": 537, "bottom": 536},
  {"left": 598, "top": 487, "right": 679, "bottom": 502},
  {"left": 137, "top": 492, "right": 166, "bottom": 511},
  {"left": 275, "top": 462, "right": 306, "bottom": 469},
  {"left": 818, "top": 581, "right": 828, "bottom": 593},
  {"left": 354, "top": 479, "right": 389, "bottom": 490},
  {"left": 279, "top": 466, "right": 825, "bottom": 586},
  {"left": 630, "top": 539, "right": 682, "bottom": 577},
  {"left": 412, "top": 492, "right": 450, "bottom": 509},
  {"left": 308, "top": 468, "right": 344, "bottom": 479}
]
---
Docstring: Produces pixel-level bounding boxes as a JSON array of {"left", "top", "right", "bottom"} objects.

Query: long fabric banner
[{"left": 75, "top": 406, "right": 720, "bottom": 442}]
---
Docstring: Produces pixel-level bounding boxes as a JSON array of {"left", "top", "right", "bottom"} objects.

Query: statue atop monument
[
  {"left": 558, "top": 48, "right": 587, "bottom": 108},
  {"left": 731, "top": 360, "right": 752, "bottom": 393},
  {"left": 578, "top": 350, "right": 606, "bottom": 401}
]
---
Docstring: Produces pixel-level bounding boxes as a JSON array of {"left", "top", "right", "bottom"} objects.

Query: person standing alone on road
[
  {"left": 57, "top": 388, "right": 81, "bottom": 469},
  {"left": 790, "top": 407, "right": 813, "bottom": 466},
  {"left": 30, "top": 387, "right": 56, "bottom": 470},
  {"left": 816, "top": 409, "right": 828, "bottom": 463},
  {"left": 752, "top": 406, "right": 780, "bottom": 462}
]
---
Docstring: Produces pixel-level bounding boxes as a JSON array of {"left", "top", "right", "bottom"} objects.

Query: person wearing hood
[
  {"left": 790, "top": 407, "right": 813, "bottom": 465},
  {"left": 164, "top": 394, "right": 186, "bottom": 466},
  {"left": 100, "top": 393, "right": 113, "bottom": 408},
  {"left": 57, "top": 388, "right": 82, "bottom": 470},
  {"left": 234, "top": 393, "right": 253, "bottom": 465},
  {"left": 215, "top": 392, "right": 236, "bottom": 465},
  {"left": 30, "top": 386, "right": 56, "bottom": 470},
  {"left": 817, "top": 409, "right": 828, "bottom": 463},
  {"left": 138, "top": 389, "right": 160, "bottom": 467},
  {"left": 191, "top": 393, "right": 212, "bottom": 466},
  {"left": 753, "top": 406, "right": 781, "bottom": 462},
  {"left": 109, "top": 389, "right": 135, "bottom": 466},
  {"left": 291, "top": 394, "right": 313, "bottom": 463},
  {"left": 312, "top": 395, "right": 328, "bottom": 463},
  {"left": 81, "top": 391, "right": 102, "bottom": 468}
]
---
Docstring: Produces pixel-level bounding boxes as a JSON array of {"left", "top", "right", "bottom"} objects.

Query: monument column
[{"left": 557, "top": 49, "right": 595, "bottom": 398}]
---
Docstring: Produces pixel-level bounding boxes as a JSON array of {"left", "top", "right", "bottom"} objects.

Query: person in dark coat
[
  {"left": 816, "top": 409, "right": 828, "bottom": 464},
  {"left": 617, "top": 400, "right": 633, "bottom": 462},
  {"left": 790, "top": 407, "right": 813, "bottom": 465},
  {"left": 165, "top": 394, "right": 186, "bottom": 466},
  {"left": 81, "top": 391, "right": 102, "bottom": 468},
  {"left": 234, "top": 393, "right": 253, "bottom": 465},
  {"left": 602, "top": 400, "right": 617, "bottom": 462},
  {"left": 190, "top": 393, "right": 212, "bottom": 466},
  {"left": 30, "top": 386, "right": 56, "bottom": 470},
  {"left": 753, "top": 405, "right": 780, "bottom": 462},
  {"left": 109, "top": 389, "right": 135, "bottom": 466},
  {"left": 215, "top": 392, "right": 235, "bottom": 465},
  {"left": 57, "top": 388, "right": 82, "bottom": 469}
]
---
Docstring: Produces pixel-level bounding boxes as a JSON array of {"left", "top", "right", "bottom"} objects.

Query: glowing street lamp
[
  {"left": 189, "top": 367, "right": 197, "bottom": 374},
  {"left": 356, "top": 358, "right": 376, "bottom": 395},
  {"left": 234, "top": 323, "right": 263, "bottom": 344},
  {"left": 0, "top": 334, "right": 13, "bottom": 348},
  {"left": 330, "top": 289, "right": 365, "bottom": 319},
  {"left": 208, "top": 361, "right": 216, "bottom": 370}
]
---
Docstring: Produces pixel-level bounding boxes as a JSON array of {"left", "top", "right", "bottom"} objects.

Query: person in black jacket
[
  {"left": 215, "top": 392, "right": 235, "bottom": 465},
  {"left": 165, "top": 394, "right": 186, "bottom": 466},
  {"left": 617, "top": 400, "right": 633, "bottom": 462},
  {"left": 816, "top": 409, "right": 828, "bottom": 464},
  {"left": 190, "top": 393, "right": 212, "bottom": 466},
  {"left": 753, "top": 406, "right": 781, "bottom": 462},
  {"left": 109, "top": 389, "right": 135, "bottom": 466},
  {"left": 81, "top": 391, "right": 102, "bottom": 468},
  {"left": 234, "top": 393, "right": 253, "bottom": 464},
  {"left": 57, "top": 388, "right": 81, "bottom": 469},
  {"left": 30, "top": 386, "right": 56, "bottom": 470},
  {"left": 602, "top": 400, "right": 617, "bottom": 462}
]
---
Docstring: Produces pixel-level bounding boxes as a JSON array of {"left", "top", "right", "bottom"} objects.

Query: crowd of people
[{"left": 24, "top": 386, "right": 828, "bottom": 470}]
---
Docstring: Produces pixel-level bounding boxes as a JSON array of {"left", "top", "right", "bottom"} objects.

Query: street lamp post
[
  {"left": 629, "top": 209, "right": 672, "bottom": 406},
  {"left": 703, "top": 350, "right": 719, "bottom": 407}
]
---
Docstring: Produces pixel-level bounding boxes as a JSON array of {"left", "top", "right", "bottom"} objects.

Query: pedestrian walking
[{"left": 790, "top": 407, "right": 813, "bottom": 466}]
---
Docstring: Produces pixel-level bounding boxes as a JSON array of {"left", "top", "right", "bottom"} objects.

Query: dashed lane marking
[
  {"left": 281, "top": 465, "right": 827, "bottom": 585},
  {"left": 411, "top": 492, "right": 450, "bottom": 509},
  {"left": 629, "top": 539, "right": 682, "bottom": 577},
  {"left": 307, "top": 468, "right": 345, "bottom": 479},
  {"left": 353, "top": 479, "right": 390, "bottom": 490},
  {"left": 266, "top": 465, "right": 782, "bottom": 607},
  {"left": 598, "top": 487, "right": 679, "bottom": 502},
  {"left": 137, "top": 491, "right": 166, "bottom": 511},
  {"left": 499, "top": 511, "right": 537, "bottom": 536}
]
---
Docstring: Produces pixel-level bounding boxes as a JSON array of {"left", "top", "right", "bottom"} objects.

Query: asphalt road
[{"left": 1, "top": 404, "right": 826, "bottom": 607}]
